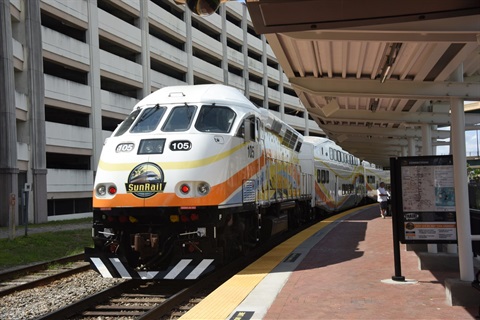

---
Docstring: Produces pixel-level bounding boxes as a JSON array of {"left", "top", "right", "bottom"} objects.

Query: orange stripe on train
[{"left": 94, "top": 155, "right": 266, "bottom": 208}]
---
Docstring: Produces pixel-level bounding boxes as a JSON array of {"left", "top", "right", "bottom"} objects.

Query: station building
[{"left": 0, "top": 0, "right": 324, "bottom": 226}]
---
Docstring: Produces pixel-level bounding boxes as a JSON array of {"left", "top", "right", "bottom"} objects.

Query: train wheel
[
  {"left": 220, "top": 213, "right": 245, "bottom": 262},
  {"left": 243, "top": 210, "right": 260, "bottom": 249},
  {"left": 288, "top": 203, "right": 302, "bottom": 229},
  {"left": 305, "top": 203, "right": 315, "bottom": 221}
]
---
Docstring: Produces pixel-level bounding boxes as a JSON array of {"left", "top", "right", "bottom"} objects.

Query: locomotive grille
[{"left": 242, "top": 179, "right": 256, "bottom": 203}]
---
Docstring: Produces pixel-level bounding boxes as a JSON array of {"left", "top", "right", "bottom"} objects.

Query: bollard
[{"left": 9, "top": 193, "right": 16, "bottom": 240}]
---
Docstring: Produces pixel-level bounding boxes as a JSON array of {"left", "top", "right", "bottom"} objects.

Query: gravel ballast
[{"left": 0, "top": 270, "right": 125, "bottom": 320}]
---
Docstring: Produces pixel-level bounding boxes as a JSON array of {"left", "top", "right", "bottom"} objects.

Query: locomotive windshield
[
  {"left": 113, "top": 103, "right": 237, "bottom": 135},
  {"left": 162, "top": 105, "right": 197, "bottom": 132},
  {"left": 195, "top": 105, "right": 236, "bottom": 133},
  {"left": 131, "top": 105, "right": 166, "bottom": 133},
  {"left": 114, "top": 105, "right": 166, "bottom": 136},
  {"left": 114, "top": 108, "right": 141, "bottom": 137}
]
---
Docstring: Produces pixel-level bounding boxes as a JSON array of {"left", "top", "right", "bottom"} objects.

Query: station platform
[{"left": 181, "top": 205, "right": 479, "bottom": 320}]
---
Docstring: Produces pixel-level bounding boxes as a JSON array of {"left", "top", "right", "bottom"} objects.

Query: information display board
[{"left": 392, "top": 155, "right": 457, "bottom": 244}]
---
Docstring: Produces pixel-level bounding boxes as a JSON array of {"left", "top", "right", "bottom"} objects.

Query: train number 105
[
  {"left": 116, "top": 143, "right": 135, "bottom": 153},
  {"left": 170, "top": 140, "right": 192, "bottom": 151}
]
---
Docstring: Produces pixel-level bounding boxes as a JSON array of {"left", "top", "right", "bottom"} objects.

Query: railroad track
[
  {"left": 0, "top": 254, "right": 89, "bottom": 297},
  {"left": 35, "top": 220, "right": 317, "bottom": 320},
  {"left": 35, "top": 279, "right": 189, "bottom": 319},
  {"left": 35, "top": 256, "right": 243, "bottom": 320}
]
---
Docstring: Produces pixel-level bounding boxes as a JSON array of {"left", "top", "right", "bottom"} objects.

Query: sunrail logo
[
  {"left": 125, "top": 162, "right": 166, "bottom": 198},
  {"left": 404, "top": 213, "right": 419, "bottom": 221}
]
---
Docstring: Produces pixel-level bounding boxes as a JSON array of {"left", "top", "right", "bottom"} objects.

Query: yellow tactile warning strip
[{"left": 180, "top": 205, "right": 375, "bottom": 320}]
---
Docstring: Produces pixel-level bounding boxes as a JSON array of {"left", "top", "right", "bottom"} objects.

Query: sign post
[
  {"left": 390, "top": 155, "right": 456, "bottom": 281},
  {"left": 396, "top": 155, "right": 456, "bottom": 244},
  {"left": 9, "top": 193, "right": 16, "bottom": 240},
  {"left": 23, "top": 183, "right": 31, "bottom": 236},
  {"left": 390, "top": 157, "right": 405, "bottom": 281}
]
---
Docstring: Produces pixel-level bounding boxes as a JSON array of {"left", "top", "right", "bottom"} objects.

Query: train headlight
[
  {"left": 138, "top": 138, "right": 166, "bottom": 154},
  {"left": 176, "top": 181, "right": 210, "bottom": 198},
  {"left": 197, "top": 182, "right": 210, "bottom": 196},
  {"left": 96, "top": 184, "right": 117, "bottom": 197},
  {"left": 96, "top": 185, "right": 107, "bottom": 196}
]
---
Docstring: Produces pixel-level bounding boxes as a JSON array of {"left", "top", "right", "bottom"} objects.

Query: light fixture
[
  {"left": 321, "top": 98, "right": 340, "bottom": 117},
  {"left": 380, "top": 65, "right": 391, "bottom": 83},
  {"left": 369, "top": 98, "right": 379, "bottom": 112},
  {"left": 379, "top": 43, "right": 401, "bottom": 83}
]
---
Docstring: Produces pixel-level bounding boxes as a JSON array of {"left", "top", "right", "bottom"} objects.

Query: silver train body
[{"left": 86, "top": 84, "right": 388, "bottom": 280}]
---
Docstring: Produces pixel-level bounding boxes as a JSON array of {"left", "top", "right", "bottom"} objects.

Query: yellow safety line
[{"left": 180, "top": 205, "right": 375, "bottom": 320}]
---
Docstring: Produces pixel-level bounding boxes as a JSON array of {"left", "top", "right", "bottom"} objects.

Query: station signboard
[{"left": 391, "top": 155, "right": 457, "bottom": 244}]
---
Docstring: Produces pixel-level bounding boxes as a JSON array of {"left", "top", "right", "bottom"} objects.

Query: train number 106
[{"left": 170, "top": 140, "right": 192, "bottom": 151}]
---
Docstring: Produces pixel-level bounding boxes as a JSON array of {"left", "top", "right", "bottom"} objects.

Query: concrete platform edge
[
  {"left": 445, "top": 278, "right": 480, "bottom": 307},
  {"left": 417, "top": 252, "right": 460, "bottom": 271}
]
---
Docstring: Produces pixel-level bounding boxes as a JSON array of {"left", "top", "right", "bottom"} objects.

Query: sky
[
  {"left": 435, "top": 102, "right": 480, "bottom": 157},
  {"left": 436, "top": 130, "right": 480, "bottom": 157},
  {"left": 465, "top": 130, "right": 480, "bottom": 156}
]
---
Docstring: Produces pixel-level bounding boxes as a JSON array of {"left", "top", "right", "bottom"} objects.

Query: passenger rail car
[
  {"left": 363, "top": 161, "right": 391, "bottom": 202},
  {"left": 300, "top": 136, "right": 367, "bottom": 215},
  {"left": 85, "top": 84, "right": 389, "bottom": 280}
]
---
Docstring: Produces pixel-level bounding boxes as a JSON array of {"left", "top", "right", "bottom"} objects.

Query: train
[{"left": 85, "top": 84, "right": 389, "bottom": 280}]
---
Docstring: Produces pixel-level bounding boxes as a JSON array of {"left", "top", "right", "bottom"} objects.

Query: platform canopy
[{"left": 246, "top": 0, "right": 480, "bottom": 168}]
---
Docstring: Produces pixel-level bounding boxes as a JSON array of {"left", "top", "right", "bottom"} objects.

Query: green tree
[{"left": 467, "top": 164, "right": 480, "bottom": 182}]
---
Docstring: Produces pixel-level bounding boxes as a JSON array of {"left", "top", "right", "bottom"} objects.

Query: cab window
[
  {"left": 195, "top": 105, "right": 236, "bottom": 133},
  {"left": 114, "top": 108, "right": 141, "bottom": 137},
  {"left": 236, "top": 116, "right": 255, "bottom": 140},
  {"left": 162, "top": 105, "right": 196, "bottom": 132},
  {"left": 130, "top": 105, "right": 166, "bottom": 133}
]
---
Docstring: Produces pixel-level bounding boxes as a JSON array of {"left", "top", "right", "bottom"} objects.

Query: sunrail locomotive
[
  {"left": 86, "top": 84, "right": 315, "bottom": 280},
  {"left": 85, "top": 84, "right": 390, "bottom": 280}
]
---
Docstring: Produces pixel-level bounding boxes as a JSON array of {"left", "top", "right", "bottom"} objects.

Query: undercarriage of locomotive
[
  {"left": 85, "top": 200, "right": 312, "bottom": 279},
  {"left": 86, "top": 206, "right": 260, "bottom": 276}
]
